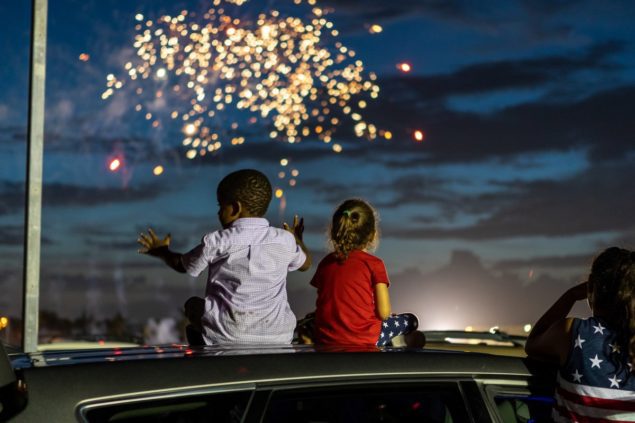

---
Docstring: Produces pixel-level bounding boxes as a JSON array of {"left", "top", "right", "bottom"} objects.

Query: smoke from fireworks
[{"left": 103, "top": 0, "right": 380, "bottom": 161}]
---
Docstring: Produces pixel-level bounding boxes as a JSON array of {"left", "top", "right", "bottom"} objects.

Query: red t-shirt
[{"left": 310, "top": 250, "right": 390, "bottom": 346}]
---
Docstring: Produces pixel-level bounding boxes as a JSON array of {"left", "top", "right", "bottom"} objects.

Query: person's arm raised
[
  {"left": 283, "top": 215, "right": 312, "bottom": 272},
  {"left": 137, "top": 228, "right": 186, "bottom": 273},
  {"left": 525, "top": 282, "right": 588, "bottom": 365}
]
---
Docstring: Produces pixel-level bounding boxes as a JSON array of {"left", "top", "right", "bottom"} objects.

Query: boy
[{"left": 137, "top": 169, "right": 311, "bottom": 345}]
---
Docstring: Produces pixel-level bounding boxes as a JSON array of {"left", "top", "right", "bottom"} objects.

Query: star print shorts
[{"left": 376, "top": 313, "right": 419, "bottom": 346}]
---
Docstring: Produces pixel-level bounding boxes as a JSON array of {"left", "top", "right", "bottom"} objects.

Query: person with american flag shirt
[{"left": 526, "top": 247, "right": 635, "bottom": 422}]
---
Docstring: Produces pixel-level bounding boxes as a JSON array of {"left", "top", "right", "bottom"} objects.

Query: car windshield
[{"left": 1, "top": 0, "right": 633, "bottom": 350}]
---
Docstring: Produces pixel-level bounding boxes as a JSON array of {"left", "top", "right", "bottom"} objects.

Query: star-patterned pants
[
  {"left": 294, "top": 312, "right": 419, "bottom": 346},
  {"left": 376, "top": 313, "right": 419, "bottom": 346}
]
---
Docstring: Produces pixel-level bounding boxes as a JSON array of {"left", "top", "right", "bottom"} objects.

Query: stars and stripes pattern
[
  {"left": 554, "top": 317, "right": 635, "bottom": 422},
  {"left": 376, "top": 313, "right": 419, "bottom": 346}
]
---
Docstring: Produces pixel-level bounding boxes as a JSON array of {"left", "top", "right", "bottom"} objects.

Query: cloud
[
  {"left": 493, "top": 253, "right": 593, "bottom": 271},
  {"left": 84, "top": 238, "right": 138, "bottom": 250},
  {"left": 0, "top": 104, "right": 9, "bottom": 121},
  {"left": 322, "top": 0, "right": 590, "bottom": 40},
  {"left": 384, "top": 159, "right": 635, "bottom": 240},
  {"left": 0, "top": 224, "right": 54, "bottom": 246},
  {"left": 607, "top": 232, "right": 635, "bottom": 250},
  {"left": 0, "top": 181, "right": 170, "bottom": 215},
  {"left": 386, "top": 249, "right": 586, "bottom": 329},
  {"left": 380, "top": 41, "right": 623, "bottom": 103},
  {"left": 322, "top": 0, "right": 512, "bottom": 26},
  {"left": 298, "top": 178, "right": 373, "bottom": 204},
  {"left": 351, "top": 83, "right": 635, "bottom": 167}
]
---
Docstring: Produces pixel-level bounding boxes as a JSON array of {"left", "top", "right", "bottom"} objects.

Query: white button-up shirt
[{"left": 181, "top": 218, "right": 306, "bottom": 344}]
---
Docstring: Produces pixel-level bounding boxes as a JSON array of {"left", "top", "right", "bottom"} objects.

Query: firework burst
[{"left": 103, "top": 0, "right": 380, "bottom": 160}]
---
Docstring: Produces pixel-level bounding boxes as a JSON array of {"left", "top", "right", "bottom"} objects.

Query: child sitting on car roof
[
  {"left": 137, "top": 169, "right": 311, "bottom": 345},
  {"left": 307, "top": 198, "right": 424, "bottom": 348}
]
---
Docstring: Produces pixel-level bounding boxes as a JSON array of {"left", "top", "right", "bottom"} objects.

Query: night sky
[{"left": 1, "top": 0, "right": 634, "bottom": 342}]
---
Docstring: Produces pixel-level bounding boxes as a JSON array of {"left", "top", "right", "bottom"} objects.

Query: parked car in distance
[{"left": 1, "top": 342, "right": 556, "bottom": 422}]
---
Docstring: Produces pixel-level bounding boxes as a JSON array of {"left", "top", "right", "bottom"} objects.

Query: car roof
[{"left": 9, "top": 344, "right": 534, "bottom": 377}]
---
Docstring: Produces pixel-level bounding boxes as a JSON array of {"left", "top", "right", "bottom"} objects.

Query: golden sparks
[
  {"left": 103, "top": 0, "right": 380, "bottom": 160},
  {"left": 397, "top": 62, "right": 412, "bottom": 73},
  {"left": 369, "top": 24, "right": 383, "bottom": 34},
  {"left": 108, "top": 158, "right": 122, "bottom": 171}
]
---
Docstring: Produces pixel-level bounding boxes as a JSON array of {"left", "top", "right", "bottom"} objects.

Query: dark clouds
[
  {"left": 286, "top": 41, "right": 634, "bottom": 167},
  {"left": 323, "top": 0, "right": 520, "bottom": 25},
  {"left": 355, "top": 83, "right": 635, "bottom": 166},
  {"left": 380, "top": 40, "right": 624, "bottom": 103},
  {"left": 322, "top": 0, "right": 591, "bottom": 39},
  {"left": 0, "top": 180, "right": 170, "bottom": 215},
  {"left": 384, "top": 160, "right": 635, "bottom": 240},
  {"left": 0, "top": 224, "right": 53, "bottom": 246},
  {"left": 493, "top": 253, "right": 593, "bottom": 271}
]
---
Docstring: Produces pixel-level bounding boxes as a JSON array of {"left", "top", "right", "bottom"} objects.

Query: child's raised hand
[
  {"left": 137, "top": 228, "right": 171, "bottom": 255},
  {"left": 283, "top": 215, "right": 304, "bottom": 241}
]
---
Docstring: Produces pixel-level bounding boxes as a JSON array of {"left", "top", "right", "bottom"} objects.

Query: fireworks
[
  {"left": 397, "top": 62, "right": 412, "bottom": 73},
  {"left": 368, "top": 24, "right": 383, "bottom": 34},
  {"left": 103, "top": 0, "right": 380, "bottom": 160},
  {"left": 109, "top": 158, "right": 122, "bottom": 172}
]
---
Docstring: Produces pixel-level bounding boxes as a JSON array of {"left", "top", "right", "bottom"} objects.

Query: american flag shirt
[{"left": 554, "top": 317, "right": 635, "bottom": 422}]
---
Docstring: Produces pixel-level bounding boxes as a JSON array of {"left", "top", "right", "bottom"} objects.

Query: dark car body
[{"left": 1, "top": 343, "right": 557, "bottom": 422}]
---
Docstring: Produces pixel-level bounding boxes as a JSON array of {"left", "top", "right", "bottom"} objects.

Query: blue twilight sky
[{"left": 1, "top": 0, "right": 634, "bottom": 339}]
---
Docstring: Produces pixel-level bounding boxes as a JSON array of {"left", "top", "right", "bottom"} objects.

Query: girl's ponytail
[{"left": 330, "top": 199, "right": 378, "bottom": 261}]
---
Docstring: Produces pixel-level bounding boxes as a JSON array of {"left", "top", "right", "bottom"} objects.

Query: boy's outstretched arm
[
  {"left": 283, "top": 215, "right": 312, "bottom": 272},
  {"left": 137, "top": 228, "right": 186, "bottom": 273},
  {"left": 525, "top": 282, "right": 588, "bottom": 364}
]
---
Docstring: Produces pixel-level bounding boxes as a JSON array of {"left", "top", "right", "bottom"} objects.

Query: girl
[
  {"left": 525, "top": 247, "right": 635, "bottom": 420},
  {"left": 310, "top": 198, "right": 423, "bottom": 347}
]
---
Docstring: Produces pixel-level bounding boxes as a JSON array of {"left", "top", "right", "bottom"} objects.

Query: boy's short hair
[{"left": 217, "top": 169, "right": 272, "bottom": 216}]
